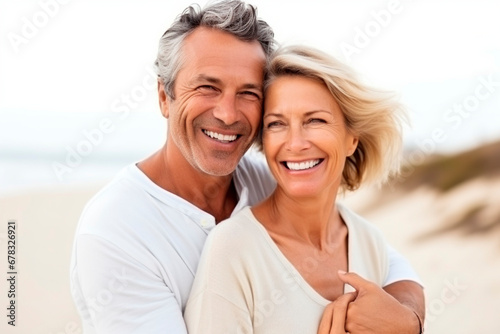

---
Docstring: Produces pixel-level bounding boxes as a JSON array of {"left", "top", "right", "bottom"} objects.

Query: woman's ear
[
  {"left": 347, "top": 136, "right": 359, "bottom": 156},
  {"left": 158, "top": 80, "right": 170, "bottom": 119}
]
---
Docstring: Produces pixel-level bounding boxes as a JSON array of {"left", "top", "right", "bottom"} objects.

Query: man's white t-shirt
[{"left": 70, "top": 152, "right": 420, "bottom": 333}]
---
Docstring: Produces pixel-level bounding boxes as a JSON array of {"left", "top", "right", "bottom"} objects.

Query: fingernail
[{"left": 338, "top": 270, "right": 347, "bottom": 275}]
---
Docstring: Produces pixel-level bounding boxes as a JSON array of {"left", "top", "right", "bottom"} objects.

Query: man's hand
[
  {"left": 338, "top": 270, "right": 423, "bottom": 334},
  {"left": 318, "top": 292, "right": 357, "bottom": 334}
]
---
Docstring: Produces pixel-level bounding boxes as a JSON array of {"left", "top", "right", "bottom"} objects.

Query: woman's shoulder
[
  {"left": 197, "top": 207, "right": 271, "bottom": 280},
  {"left": 338, "top": 202, "right": 389, "bottom": 285},
  {"left": 204, "top": 207, "right": 264, "bottom": 251},
  {"left": 213, "top": 206, "right": 257, "bottom": 232},
  {"left": 337, "top": 202, "right": 385, "bottom": 236}
]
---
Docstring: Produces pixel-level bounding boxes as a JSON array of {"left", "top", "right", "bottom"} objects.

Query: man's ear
[{"left": 158, "top": 79, "right": 170, "bottom": 119}]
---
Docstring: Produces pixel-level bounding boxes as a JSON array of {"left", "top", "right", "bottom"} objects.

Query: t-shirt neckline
[{"left": 240, "top": 206, "right": 353, "bottom": 305}]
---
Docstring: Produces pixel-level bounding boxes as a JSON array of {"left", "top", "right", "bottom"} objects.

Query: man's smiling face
[{"left": 159, "top": 27, "right": 266, "bottom": 176}]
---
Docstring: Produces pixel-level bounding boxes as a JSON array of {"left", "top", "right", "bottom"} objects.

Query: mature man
[{"left": 70, "top": 1, "right": 424, "bottom": 333}]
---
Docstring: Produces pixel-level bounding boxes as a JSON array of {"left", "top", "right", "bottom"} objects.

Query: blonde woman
[{"left": 185, "top": 45, "right": 424, "bottom": 334}]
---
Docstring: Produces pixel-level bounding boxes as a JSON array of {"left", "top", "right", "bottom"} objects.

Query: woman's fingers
[
  {"left": 317, "top": 292, "right": 357, "bottom": 334},
  {"left": 317, "top": 302, "right": 335, "bottom": 334},
  {"left": 330, "top": 292, "right": 357, "bottom": 333}
]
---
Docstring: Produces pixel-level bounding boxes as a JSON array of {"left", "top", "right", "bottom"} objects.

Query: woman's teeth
[{"left": 286, "top": 159, "right": 320, "bottom": 171}]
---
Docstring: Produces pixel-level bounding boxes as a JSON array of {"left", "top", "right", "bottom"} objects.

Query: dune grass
[
  {"left": 390, "top": 140, "right": 500, "bottom": 239},
  {"left": 398, "top": 140, "right": 500, "bottom": 192}
]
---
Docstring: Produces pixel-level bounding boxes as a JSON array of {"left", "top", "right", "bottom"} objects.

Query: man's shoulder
[
  {"left": 235, "top": 150, "right": 276, "bottom": 204},
  {"left": 237, "top": 149, "right": 269, "bottom": 175},
  {"left": 76, "top": 164, "right": 159, "bottom": 236},
  {"left": 83, "top": 165, "right": 142, "bottom": 213}
]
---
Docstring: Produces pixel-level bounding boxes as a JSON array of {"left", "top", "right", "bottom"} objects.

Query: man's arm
[
  {"left": 71, "top": 234, "right": 188, "bottom": 333},
  {"left": 385, "top": 280, "right": 425, "bottom": 331},
  {"left": 384, "top": 244, "right": 425, "bottom": 330}
]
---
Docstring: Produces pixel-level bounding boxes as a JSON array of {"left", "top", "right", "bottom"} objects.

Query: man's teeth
[
  {"left": 286, "top": 159, "right": 320, "bottom": 171},
  {"left": 204, "top": 130, "right": 237, "bottom": 142}
]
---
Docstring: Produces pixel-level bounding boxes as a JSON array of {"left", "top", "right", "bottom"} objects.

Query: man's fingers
[
  {"left": 330, "top": 292, "right": 357, "bottom": 333},
  {"left": 337, "top": 270, "right": 373, "bottom": 292}
]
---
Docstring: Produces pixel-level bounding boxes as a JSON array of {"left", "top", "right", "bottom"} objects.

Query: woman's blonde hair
[{"left": 257, "top": 45, "right": 408, "bottom": 191}]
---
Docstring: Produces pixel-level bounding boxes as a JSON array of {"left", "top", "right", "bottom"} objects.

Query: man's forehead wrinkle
[
  {"left": 193, "top": 74, "right": 222, "bottom": 84},
  {"left": 188, "top": 73, "right": 262, "bottom": 91}
]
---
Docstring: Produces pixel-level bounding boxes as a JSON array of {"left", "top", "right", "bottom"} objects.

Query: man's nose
[{"left": 213, "top": 94, "right": 240, "bottom": 125}]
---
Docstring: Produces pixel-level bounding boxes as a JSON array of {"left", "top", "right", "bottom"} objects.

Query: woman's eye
[
  {"left": 308, "top": 118, "right": 326, "bottom": 124},
  {"left": 266, "top": 121, "right": 283, "bottom": 128}
]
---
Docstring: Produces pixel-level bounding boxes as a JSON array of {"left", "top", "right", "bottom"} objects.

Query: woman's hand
[
  {"left": 317, "top": 292, "right": 357, "bottom": 334},
  {"left": 337, "top": 271, "right": 422, "bottom": 334}
]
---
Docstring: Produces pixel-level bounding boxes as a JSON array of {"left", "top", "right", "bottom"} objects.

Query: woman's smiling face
[{"left": 262, "top": 75, "right": 358, "bottom": 199}]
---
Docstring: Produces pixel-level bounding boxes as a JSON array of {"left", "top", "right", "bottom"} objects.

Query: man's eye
[
  {"left": 240, "top": 91, "right": 261, "bottom": 100},
  {"left": 196, "top": 85, "right": 220, "bottom": 94},
  {"left": 198, "top": 85, "right": 216, "bottom": 91}
]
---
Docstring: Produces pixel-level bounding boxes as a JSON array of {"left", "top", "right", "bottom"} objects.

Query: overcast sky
[{"left": 1, "top": 0, "right": 499, "bottom": 156}]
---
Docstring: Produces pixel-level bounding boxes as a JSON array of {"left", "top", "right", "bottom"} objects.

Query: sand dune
[{"left": 342, "top": 175, "right": 500, "bottom": 333}]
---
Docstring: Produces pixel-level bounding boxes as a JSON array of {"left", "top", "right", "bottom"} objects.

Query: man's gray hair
[{"left": 155, "top": 0, "right": 275, "bottom": 99}]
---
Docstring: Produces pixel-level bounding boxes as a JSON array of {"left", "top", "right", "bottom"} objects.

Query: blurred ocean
[
  {"left": 0, "top": 110, "right": 166, "bottom": 195},
  {"left": 1, "top": 107, "right": 499, "bottom": 195}
]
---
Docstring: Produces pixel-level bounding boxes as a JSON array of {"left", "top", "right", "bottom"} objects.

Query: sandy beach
[
  {"left": 1, "top": 175, "right": 499, "bottom": 333},
  {"left": 0, "top": 183, "right": 102, "bottom": 334}
]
